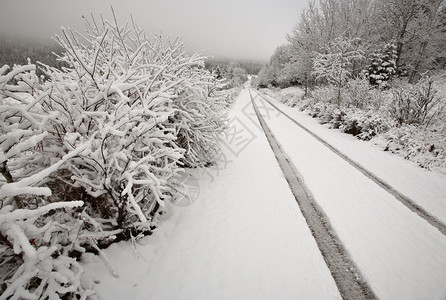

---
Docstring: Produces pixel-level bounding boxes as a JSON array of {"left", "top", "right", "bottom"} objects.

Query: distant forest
[
  {"left": 0, "top": 37, "right": 263, "bottom": 77},
  {"left": 205, "top": 59, "right": 263, "bottom": 75},
  {"left": 0, "top": 37, "right": 67, "bottom": 75}
]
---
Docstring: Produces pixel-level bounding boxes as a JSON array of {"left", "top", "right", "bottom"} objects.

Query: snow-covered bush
[
  {"left": 1, "top": 14, "right": 227, "bottom": 299},
  {"left": 342, "top": 77, "right": 382, "bottom": 109},
  {"left": 380, "top": 124, "right": 446, "bottom": 171},
  {"left": 261, "top": 87, "right": 305, "bottom": 107},
  {"left": 340, "top": 109, "right": 396, "bottom": 140},
  {"left": 266, "top": 82, "right": 395, "bottom": 141},
  {"left": 257, "top": 65, "right": 276, "bottom": 88},
  {"left": 0, "top": 201, "right": 98, "bottom": 300},
  {"left": 39, "top": 16, "right": 226, "bottom": 234},
  {"left": 305, "top": 95, "right": 395, "bottom": 140},
  {"left": 310, "top": 85, "right": 338, "bottom": 105},
  {"left": 264, "top": 73, "right": 446, "bottom": 172},
  {"left": 390, "top": 76, "right": 445, "bottom": 126},
  {"left": 0, "top": 64, "right": 48, "bottom": 210}
]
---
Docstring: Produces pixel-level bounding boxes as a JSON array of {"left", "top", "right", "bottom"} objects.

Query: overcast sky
[{"left": 0, "top": 0, "right": 307, "bottom": 61}]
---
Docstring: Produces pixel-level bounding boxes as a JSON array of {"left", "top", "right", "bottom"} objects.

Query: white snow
[
  {"left": 260, "top": 92, "right": 446, "bottom": 225},
  {"left": 83, "top": 89, "right": 341, "bottom": 300},
  {"left": 0, "top": 145, "right": 88, "bottom": 199},
  {"left": 254, "top": 92, "right": 446, "bottom": 299},
  {"left": 82, "top": 87, "right": 446, "bottom": 300}
]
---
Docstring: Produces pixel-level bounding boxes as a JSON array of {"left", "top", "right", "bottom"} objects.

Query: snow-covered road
[
  {"left": 255, "top": 90, "right": 446, "bottom": 235},
  {"left": 250, "top": 90, "right": 375, "bottom": 299},
  {"left": 83, "top": 89, "right": 342, "bottom": 299},
  {"left": 84, "top": 88, "right": 446, "bottom": 300},
  {"left": 257, "top": 90, "right": 446, "bottom": 227},
  {"left": 250, "top": 89, "right": 446, "bottom": 299}
]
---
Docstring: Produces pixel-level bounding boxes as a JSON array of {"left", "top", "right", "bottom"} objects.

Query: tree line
[
  {"left": 0, "top": 37, "right": 68, "bottom": 77},
  {"left": 258, "top": 0, "right": 446, "bottom": 92}
]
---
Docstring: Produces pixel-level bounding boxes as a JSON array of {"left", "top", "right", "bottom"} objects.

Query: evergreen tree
[{"left": 366, "top": 42, "right": 397, "bottom": 87}]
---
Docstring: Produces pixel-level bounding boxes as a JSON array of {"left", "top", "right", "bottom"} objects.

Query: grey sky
[{"left": 0, "top": 0, "right": 307, "bottom": 61}]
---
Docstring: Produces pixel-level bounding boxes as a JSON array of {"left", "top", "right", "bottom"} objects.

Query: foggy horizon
[
  {"left": 0, "top": 33, "right": 268, "bottom": 64},
  {"left": 0, "top": 0, "right": 308, "bottom": 62}
]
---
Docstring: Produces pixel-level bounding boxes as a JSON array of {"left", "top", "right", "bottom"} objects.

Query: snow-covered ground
[
  {"left": 260, "top": 91, "right": 446, "bottom": 225},
  {"left": 252, "top": 90, "right": 446, "bottom": 299},
  {"left": 83, "top": 89, "right": 341, "bottom": 299},
  {"left": 83, "top": 88, "right": 446, "bottom": 300}
]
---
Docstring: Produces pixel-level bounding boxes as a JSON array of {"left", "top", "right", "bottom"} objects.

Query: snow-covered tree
[
  {"left": 224, "top": 63, "right": 248, "bottom": 87},
  {"left": 376, "top": 0, "right": 446, "bottom": 78},
  {"left": 207, "top": 63, "right": 248, "bottom": 89},
  {"left": 288, "top": 0, "right": 377, "bottom": 53},
  {"left": 257, "top": 64, "right": 274, "bottom": 88},
  {"left": 312, "top": 37, "right": 365, "bottom": 106},
  {"left": 405, "top": 0, "right": 446, "bottom": 82},
  {"left": 291, "top": 46, "right": 314, "bottom": 96},
  {"left": 365, "top": 42, "right": 397, "bottom": 87},
  {"left": 257, "top": 44, "right": 297, "bottom": 88}
]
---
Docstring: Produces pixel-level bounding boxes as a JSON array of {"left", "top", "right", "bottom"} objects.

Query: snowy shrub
[
  {"left": 381, "top": 74, "right": 446, "bottom": 171},
  {"left": 340, "top": 109, "right": 396, "bottom": 140},
  {"left": 0, "top": 201, "right": 98, "bottom": 300},
  {"left": 262, "top": 87, "right": 305, "bottom": 107},
  {"left": 290, "top": 92, "right": 338, "bottom": 122},
  {"left": 381, "top": 124, "right": 446, "bottom": 171},
  {"left": 257, "top": 65, "right": 276, "bottom": 88},
  {"left": 314, "top": 104, "right": 341, "bottom": 126},
  {"left": 390, "top": 76, "right": 445, "bottom": 126},
  {"left": 220, "top": 86, "right": 241, "bottom": 107},
  {"left": 310, "top": 85, "right": 337, "bottom": 105},
  {"left": 306, "top": 99, "right": 395, "bottom": 140},
  {"left": 267, "top": 82, "right": 395, "bottom": 141},
  {"left": 0, "top": 64, "right": 49, "bottom": 209},
  {"left": 342, "top": 77, "right": 382, "bottom": 109},
  {"left": 250, "top": 76, "right": 260, "bottom": 89},
  {"left": 35, "top": 16, "right": 226, "bottom": 234},
  {"left": 1, "top": 13, "right": 228, "bottom": 299}
]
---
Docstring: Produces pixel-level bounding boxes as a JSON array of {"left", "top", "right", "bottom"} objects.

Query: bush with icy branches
[
  {"left": 0, "top": 13, "right": 228, "bottom": 299},
  {"left": 0, "top": 201, "right": 98, "bottom": 300},
  {"left": 390, "top": 75, "right": 445, "bottom": 126}
]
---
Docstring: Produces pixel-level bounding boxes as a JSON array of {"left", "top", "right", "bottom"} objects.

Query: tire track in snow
[
  {"left": 251, "top": 89, "right": 446, "bottom": 237},
  {"left": 248, "top": 90, "right": 377, "bottom": 300}
]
